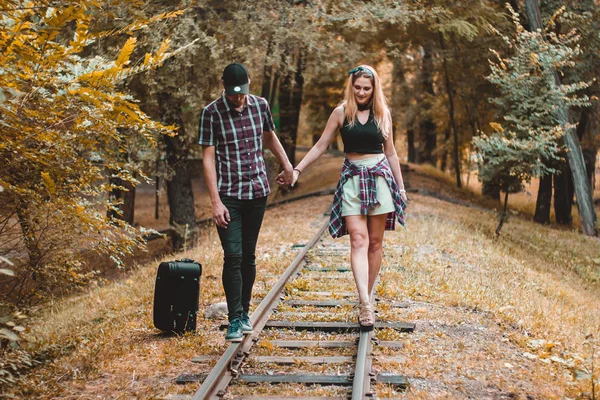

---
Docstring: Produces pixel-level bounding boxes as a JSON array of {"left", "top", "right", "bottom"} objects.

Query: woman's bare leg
[
  {"left": 345, "top": 215, "right": 370, "bottom": 304},
  {"left": 366, "top": 213, "right": 387, "bottom": 297}
]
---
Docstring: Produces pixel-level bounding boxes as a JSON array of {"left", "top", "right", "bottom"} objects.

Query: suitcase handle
[{"left": 175, "top": 258, "right": 202, "bottom": 275}]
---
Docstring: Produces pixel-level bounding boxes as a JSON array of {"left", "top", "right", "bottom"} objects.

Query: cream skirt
[{"left": 341, "top": 155, "right": 395, "bottom": 217}]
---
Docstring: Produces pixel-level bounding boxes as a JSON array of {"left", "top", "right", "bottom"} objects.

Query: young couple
[{"left": 198, "top": 63, "right": 407, "bottom": 342}]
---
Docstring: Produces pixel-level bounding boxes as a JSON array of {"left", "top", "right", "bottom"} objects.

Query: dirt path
[{"left": 6, "top": 163, "right": 600, "bottom": 398}]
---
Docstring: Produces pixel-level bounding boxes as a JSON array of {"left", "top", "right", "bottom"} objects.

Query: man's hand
[
  {"left": 276, "top": 165, "right": 294, "bottom": 186},
  {"left": 212, "top": 201, "right": 230, "bottom": 228}
]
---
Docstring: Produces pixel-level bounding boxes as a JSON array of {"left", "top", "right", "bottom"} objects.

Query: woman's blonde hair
[{"left": 342, "top": 65, "right": 392, "bottom": 139}]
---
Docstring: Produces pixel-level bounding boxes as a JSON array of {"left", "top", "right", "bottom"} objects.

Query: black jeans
[{"left": 217, "top": 194, "right": 267, "bottom": 321}]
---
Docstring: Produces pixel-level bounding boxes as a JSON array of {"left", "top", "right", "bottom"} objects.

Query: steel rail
[
  {"left": 192, "top": 219, "right": 330, "bottom": 400},
  {"left": 352, "top": 330, "right": 374, "bottom": 399},
  {"left": 352, "top": 284, "right": 378, "bottom": 399}
]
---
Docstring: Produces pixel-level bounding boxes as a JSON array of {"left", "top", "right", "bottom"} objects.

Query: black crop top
[{"left": 340, "top": 111, "right": 384, "bottom": 154}]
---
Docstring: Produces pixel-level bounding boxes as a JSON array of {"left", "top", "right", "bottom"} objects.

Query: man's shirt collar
[{"left": 221, "top": 91, "right": 255, "bottom": 114}]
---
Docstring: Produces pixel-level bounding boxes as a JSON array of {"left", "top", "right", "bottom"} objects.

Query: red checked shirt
[{"left": 198, "top": 93, "right": 276, "bottom": 200}]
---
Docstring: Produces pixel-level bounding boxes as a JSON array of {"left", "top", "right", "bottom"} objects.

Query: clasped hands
[{"left": 276, "top": 166, "right": 299, "bottom": 188}]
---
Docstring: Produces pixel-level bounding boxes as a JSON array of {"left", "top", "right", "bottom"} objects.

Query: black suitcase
[{"left": 153, "top": 258, "right": 202, "bottom": 333}]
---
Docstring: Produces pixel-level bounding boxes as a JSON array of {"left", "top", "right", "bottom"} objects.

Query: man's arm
[
  {"left": 263, "top": 130, "right": 293, "bottom": 185},
  {"left": 202, "top": 145, "right": 230, "bottom": 228},
  {"left": 199, "top": 108, "right": 230, "bottom": 228}
]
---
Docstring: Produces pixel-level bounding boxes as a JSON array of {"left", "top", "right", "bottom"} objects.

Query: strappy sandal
[{"left": 358, "top": 302, "right": 375, "bottom": 331}]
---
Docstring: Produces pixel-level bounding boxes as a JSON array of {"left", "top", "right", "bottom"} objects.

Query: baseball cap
[{"left": 222, "top": 63, "right": 250, "bottom": 95}]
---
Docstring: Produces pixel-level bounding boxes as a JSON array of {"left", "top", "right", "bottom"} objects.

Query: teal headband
[{"left": 348, "top": 66, "right": 373, "bottom": 77}]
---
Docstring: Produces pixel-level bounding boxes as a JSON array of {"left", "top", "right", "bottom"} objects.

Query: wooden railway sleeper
[{"left": 229, "top": 352, "right": 246, "bottom": 377}]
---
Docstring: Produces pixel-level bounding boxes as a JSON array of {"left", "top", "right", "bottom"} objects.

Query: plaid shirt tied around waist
[
  {"left": 329, "top": 157, "right": 407, "bottom": 238},
  {"left": 198, "top": 92, "right": 276, "bottom": 200}
]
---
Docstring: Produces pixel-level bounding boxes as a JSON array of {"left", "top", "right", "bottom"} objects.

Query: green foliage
[
  {"left": 0, "top": 1, "right": 181, "bottom": 305},
  {"left": 474, "top": 6, "right": 590, "bottom": 194},
  {"left": 475, "top": 125, "right": 563, "bottom": 193}
]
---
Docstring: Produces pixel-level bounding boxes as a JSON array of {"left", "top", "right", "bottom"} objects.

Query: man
[{"left": 198, "top": 63, "right": 293, "bottom": 342}]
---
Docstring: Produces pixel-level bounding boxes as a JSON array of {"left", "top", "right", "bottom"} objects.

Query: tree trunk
[
  {"left": 391, "top": 57, "right": 402, "bottom": 142},
  {"left": 107, "top": 161, "right": 136, "bottom": 225},
  {"left": 496, "top": 191, "right": 510, "bottom": 236},
  {"left": 278, "top": 47, "right": 305, "bottom": 166},
  {"left": 155, "top": 176, "right": 160, "bottom": 220},
  {"left": 533, "top": 173, "right": 552, "bottom": 224},
  {"left": 407, "top": 129, "right": 416, "bottom": 163},
  {"left": 16, "top": 200, "right": 42, "bottom": 273},
  {"left": 121, "top": 178, "right": 135, "bottom": 224},
  {"left": 438, "top": 31, "right": 461, "bottom": 187},
  {"left": 15, "top": 199, "right": 47, "bottom": 303},
  {"left": 575, "top": 101, "right": 589, "bottom": 142},
  {"left": 576, "top": 109, "right": 596, "bottom": 190},
  {"left": 525, "top": 0, "right": 597, "bottom": 235},
  {"left": 163, "top": 134, "right": 197, "bottom": 250},
  {"left": 261, "top": 41, "right": 279, "bottom": 107},
  {"left": 158, "top": 93, "right": 197, "bottom": 250},
  {"left": 391, "top": 55, "right": 412, "bottom": 143},
  {"left": 440, "top": 127, "right": 450, "bottom": 172},
  {"left": 583, "top": 147, "right": 596, "bottom": 191},
  {"left": 554, "top": 162, "right": 573, "bottom": 225},
  {"left": 417, "top": 45, "right": 437, "bottom": 166}
]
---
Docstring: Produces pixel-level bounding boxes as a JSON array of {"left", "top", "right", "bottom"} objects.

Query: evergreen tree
[{"left": 474, "top": 6, "right": 590, "bottom": 235}]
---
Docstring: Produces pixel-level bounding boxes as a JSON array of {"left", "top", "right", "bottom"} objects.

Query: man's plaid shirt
[
  {"left": 198, "top": 92, "right": 276, "bottom": 200},
  {"left": 329, "top": 157, "right": 407, "bottom": 238}
]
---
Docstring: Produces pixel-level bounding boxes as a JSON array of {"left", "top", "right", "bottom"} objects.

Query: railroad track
[{"left": 175, "top": 218, "right": 415, "bottom": 399}]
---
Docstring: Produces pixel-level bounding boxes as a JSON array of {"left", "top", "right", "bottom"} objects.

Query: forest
[{"left": 1, "top": 0, "right": 600, "bottom": 398}]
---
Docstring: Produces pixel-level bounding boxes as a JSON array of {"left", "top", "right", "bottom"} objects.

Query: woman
[{"left": 278, "top": 65, "right": 407, "bottom": 330}]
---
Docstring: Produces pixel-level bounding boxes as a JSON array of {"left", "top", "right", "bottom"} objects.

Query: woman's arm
[
  {"left": 279, "top": 106, "right": 344, "bottom": 186},
  {"left": 382, "top": 119, "right": 408, "bottom": 202}
]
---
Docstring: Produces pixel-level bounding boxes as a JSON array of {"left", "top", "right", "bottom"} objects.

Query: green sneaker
[
  {"left": 241, "top": 313, "right": 253, "bottom": 334},
  {"left": 225, "top": 317, "right": 243, "bottom": 342}
]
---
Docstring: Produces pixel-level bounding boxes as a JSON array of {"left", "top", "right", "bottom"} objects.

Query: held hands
[
  {"left": 276, "top": 165, "right": 295, "bottom": 187},
  {"left": 212, "top": 201, "right": 230, "bottom": 228}
]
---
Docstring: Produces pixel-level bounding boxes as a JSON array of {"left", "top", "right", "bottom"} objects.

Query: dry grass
[
  {"left": 380, "top": 193, "right": 600, "bottom": 398},
  {"left": 4, "top": 195, "right": 333, "bottom": 399},
  {"left": 4, "top": 158, "right": 600, "bottom": 399}
]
